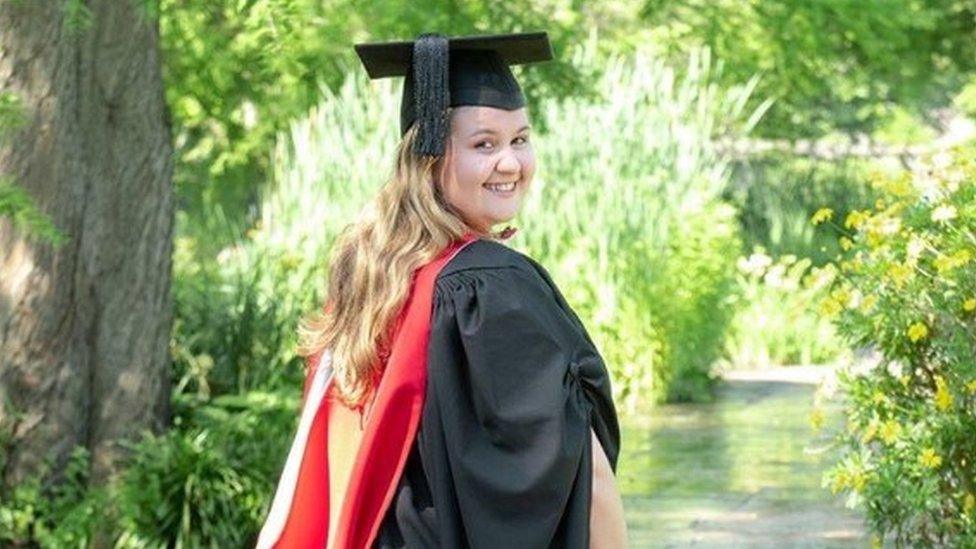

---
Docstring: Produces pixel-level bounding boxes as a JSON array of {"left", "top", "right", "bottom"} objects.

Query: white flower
[
  {"left": 931, "top": 204, "right": 957, "bottom": 223},
  {"left": 932, "top": 151, "right": 953, "bottom": 171},
  {"left": 944, "top": 168, "right": 965, "bottom": 192},
  {"left": 887, "top": 360, "right": 904, "bottom": 379},
  {"left": 906, "top": 235, "right": 926, "bottom": 263},
  {"left": 738, "top": 251, "right": 773, "bottom": 276}
]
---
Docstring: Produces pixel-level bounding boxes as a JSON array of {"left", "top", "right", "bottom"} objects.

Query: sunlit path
[{"left": 618, "top": 367, "right": 868, "bottom": 547}]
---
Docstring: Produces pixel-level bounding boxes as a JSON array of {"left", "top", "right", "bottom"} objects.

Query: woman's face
[{"left": 436, "top": 106, "right": 535, "bottom": 233}]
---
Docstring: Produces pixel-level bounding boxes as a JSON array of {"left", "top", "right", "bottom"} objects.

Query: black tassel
[{"left": 412, "top": 33, "right": 450, "bottom": 157}]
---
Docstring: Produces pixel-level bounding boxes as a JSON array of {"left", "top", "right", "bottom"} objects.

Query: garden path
[{"left": 618, "top": 365, "right": 869, "bottom": 547}]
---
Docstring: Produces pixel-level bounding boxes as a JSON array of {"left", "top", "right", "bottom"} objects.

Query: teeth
[{"left": 484, "top": 181, "right": 516, "bottom": 192}]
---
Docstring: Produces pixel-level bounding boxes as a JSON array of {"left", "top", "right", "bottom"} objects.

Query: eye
[{"left": 513, "top": 135, "right": 529, "bottom": 145}]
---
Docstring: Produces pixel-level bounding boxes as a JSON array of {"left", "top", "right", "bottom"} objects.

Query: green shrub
[
  {"left": 114, "top": 391, "right": 298, "bottom": 547},
  {"left": 815, "top": 144, "right": 976, "bottom": 544},
  {"left": 0, "top": 447, "right": 107, "bottom": 547},
  {"left": 171, "top": 226, "right": 321, "bottom": 397}
]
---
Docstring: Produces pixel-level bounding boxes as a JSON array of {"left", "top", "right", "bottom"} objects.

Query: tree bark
[{"left": 0, "top": 0, "right": 173, "bottom": 490}]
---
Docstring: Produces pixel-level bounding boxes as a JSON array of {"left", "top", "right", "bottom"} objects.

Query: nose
[{"left": 496, "top": 148, "right": 521, "bottom": 176}]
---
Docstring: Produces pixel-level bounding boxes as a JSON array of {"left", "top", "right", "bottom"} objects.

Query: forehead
[{"left": 450, "top": 105, "right": 529, "bottom": 133}]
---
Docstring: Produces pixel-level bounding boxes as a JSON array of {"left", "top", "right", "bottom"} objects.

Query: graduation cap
[{"left": 354, "top": 31, "right": 554, "bottom": 157}]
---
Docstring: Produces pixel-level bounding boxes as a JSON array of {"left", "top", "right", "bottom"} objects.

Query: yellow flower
[
  {"left": 880, "top": 420, "right": 901, "bottom": 444},
  {"left": 931, "top": 204, "right": 958, "bottom": 223},
  {"left": 811, "top": 207, "right": 834, "bottom": 225},
  {"left": 967, "top": 379, "right": 976, "bottom": 395},
  {"left": 934, "top": 250, "right": 973, "bottom": 273},
  {"left": 810, "top": 408, "right": 825, "bottom": 431},
  {"left": 907, "top": 321, "right": 929, "bottom": 343},
  {"left": 845, "top": 210, "right": 871, "bottom": 230},
  {"left": 887, "top": 262, "right": 913, "bottom": 287},
  {"left": 810, "top": 208, "right": 834, "bottom": 225},
  {"left": 875, "top": 198, "right": 886, "bottom": 211},
  {"left": 964, "top": 298, "right": 976, "bottom": 312},
  {"left": 832, "top": 288, "right": 852, "bottom": 308},
  {"left": 862, "top": 418, "right": 879, "bottom": 443},
  {"left": 839, "top": 236, "right": 855, "bottom": 251},
  {"left": 859, "top": 294, "right": 878, "bottom": 313},
  {"left": 919, "top": 447, "right": 942, "bottom": 469},
  {"left": 278, "top": 251, "right": 302, "bottom": 271},
  {"left": 884, "top": 174, "right": 914, "bottom": 197},
  {"left": 965, "top": 493, "right": 975, "bottom": 514},
  {"left": 934, "top": 376, "right": 954, "bottom": 411},
  {"left": 819, "top": 296, "right": 843, "bottom": 317},
  {"left": 829, "top": 469, "right": 850, "bottom": 494},
  {"left": 872, "top": 391, "right": 887, "bottom": 405}
]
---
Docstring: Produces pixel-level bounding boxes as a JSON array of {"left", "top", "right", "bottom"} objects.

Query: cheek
[
  {"left": 454, "top": 153, "right": 492, "bottom": 188},
  {"left": 519, "top": 151, "right": 536, "bottom": 180}
]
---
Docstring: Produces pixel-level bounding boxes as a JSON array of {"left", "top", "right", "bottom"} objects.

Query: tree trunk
[{"left": 0, "top": 0, "right": 173, "bottom": 490}]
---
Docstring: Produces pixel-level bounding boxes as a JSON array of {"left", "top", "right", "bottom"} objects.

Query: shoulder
[
  {"left": 432, "top": 238, "right": 596, "bottom": 349},
  {"left": 438, "top": 238, "right": 536, "bottom": 278},
  {"left": 435, "top": 238, "right": 555, "bottom": 296}
]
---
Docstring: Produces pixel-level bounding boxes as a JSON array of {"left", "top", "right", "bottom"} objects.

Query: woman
[{"left": 258, "top": 31, "right": 626, "bottom": 548}]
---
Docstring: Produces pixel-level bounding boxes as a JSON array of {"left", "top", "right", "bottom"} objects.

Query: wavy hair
[{"left": 295, "top": 113, "right": 512, "bottom": 409}]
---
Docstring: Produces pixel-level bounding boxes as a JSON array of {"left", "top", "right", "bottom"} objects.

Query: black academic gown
[{"left": 374, "top": 239, "right": 621, "bottom": 548}]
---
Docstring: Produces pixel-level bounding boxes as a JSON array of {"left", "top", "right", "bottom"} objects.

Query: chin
[{"left": 487, "top": 215, "right": 517, "bottom": 228}]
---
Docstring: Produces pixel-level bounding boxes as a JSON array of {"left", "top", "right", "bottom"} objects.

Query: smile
[{"left": 483, "top": 181, "right": 517, "bottom": 194}]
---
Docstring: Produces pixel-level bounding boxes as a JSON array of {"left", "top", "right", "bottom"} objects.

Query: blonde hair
[{"left": 296, "top": 115, "right": 512, "bottom": 409}]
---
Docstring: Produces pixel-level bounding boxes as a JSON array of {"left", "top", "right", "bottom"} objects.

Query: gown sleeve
[{"left": 420, "top": 262, "right": 620, "bottom": 548}]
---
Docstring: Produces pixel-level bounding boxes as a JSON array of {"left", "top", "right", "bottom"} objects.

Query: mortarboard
[{"left": 354, "top": 31, "right": 553, "bottom": 157}]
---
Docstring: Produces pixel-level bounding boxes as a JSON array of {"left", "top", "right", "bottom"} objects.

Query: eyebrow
[{"left": 467, "top": 125, "right": 531, "bottom": 138}]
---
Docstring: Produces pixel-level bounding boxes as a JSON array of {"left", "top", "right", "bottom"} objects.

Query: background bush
[{"left": 818, "top": 144, "right": 976, "bottom": 545}]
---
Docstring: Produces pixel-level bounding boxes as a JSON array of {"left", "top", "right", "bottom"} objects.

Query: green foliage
[
  {"left": 117, "top": 429, "right": 263, "bottom": 546},
  {"left": 722, "top": 249, "right": 846, "bottom": 369},
  {"left": 0, "top": 396, "right": 299, "bottom": 547},
  {"left": 61, "top": 0, "right": 93, "bottom": 31},
  {"left": 638, "top": 0, "right": 976, "bottom": 139},
  {"left": 0, "top": 178, "right": 67, "bottom": 246},
  {"left": 721, "top": 154, "right": 877, "bottom": 371},
  {"left": 172, "top": 226, "right": 318, "bottom": 397},
  {"left": 0, "top": 92, "right": 66, "bottom": 246},
  {"left": 726, "top": 153, "right": 878, "bottom": 265},
  {"left": 0, "top": 447, "right": 107, "bottom": 547},
  {"left": 816, "top": 144, "right": 976, "bottom": 544},
  {"left": 112, "top": 389, "right": 298, "bottom": 546},
  {"left": 954, "top": 75, "right": 976, "bottom": 118},
  {"left": 0, "top": 91, "right": 26, "bottom": 135},
  {"left": 646, "top": 203, "right": 741, "bottom": 402}
]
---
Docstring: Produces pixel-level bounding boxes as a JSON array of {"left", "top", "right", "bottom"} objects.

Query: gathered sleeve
[{"left": 419, "top": 263, "right": 620, "bottom": 548}]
